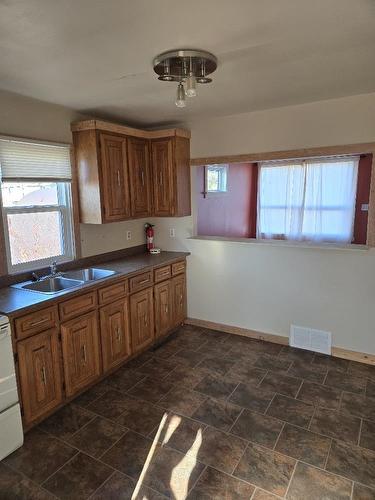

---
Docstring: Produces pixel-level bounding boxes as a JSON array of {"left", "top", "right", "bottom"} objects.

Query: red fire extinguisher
[{"left": 145, "top": 223, "right": 155, "bottom": 251}]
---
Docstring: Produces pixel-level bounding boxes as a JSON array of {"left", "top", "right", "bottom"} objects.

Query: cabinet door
[
  {"left": 100, "top": 133, "right": 131, "bottom": 221},
  {"left": 154, "top": 280, "right": 172, "bottom": 338},
  {"left": 100, "top": 299, "right": 131, "bottom": 372},
  {"left": 172, "top": 274, "right": 186, "bottom": 327},
  {"left": 151, "top": 139, "right": 174, "bottom": 216},
  {"left": 130, "top": 288, "right": 154, "bottom": 353},
  {"left": 61, "top": 311, "right": 101, "bottom": 397},
  {"left": 17, "top": 329, "right": 63, "bottom": 426},
  {"left": 128, "top": 137, "right": 151, "bottom": 217}
]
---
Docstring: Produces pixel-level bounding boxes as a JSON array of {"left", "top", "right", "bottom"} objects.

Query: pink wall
[{"left": 196, "top": 163, "right": 257, "bottom": 238}]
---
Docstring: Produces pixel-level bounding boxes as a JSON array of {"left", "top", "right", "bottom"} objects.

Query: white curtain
[{"left": 257, "top": 157, "right": 359, "bottom": 243}]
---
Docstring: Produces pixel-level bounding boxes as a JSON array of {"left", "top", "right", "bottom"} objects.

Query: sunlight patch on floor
[{"left": 170, "top": 428, "right": 203, "bottom": 500}]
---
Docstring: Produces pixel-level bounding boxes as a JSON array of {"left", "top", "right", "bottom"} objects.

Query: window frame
[
  {"left": 1, "top": 181, "right": 75, "bottom": 274},
  {"left": 205, "top": 164, "right": 228, "bottom": 194},
  {"left": 257, "top": 157, "right": 359, "bottom": 244}
]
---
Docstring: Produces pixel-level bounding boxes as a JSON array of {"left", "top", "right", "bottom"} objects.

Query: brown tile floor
[{"left": 2, "top": 325, "right": 375, "bottom": 499}]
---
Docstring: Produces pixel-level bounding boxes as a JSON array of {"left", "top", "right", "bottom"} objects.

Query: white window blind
[
  {"left": 257, "top": 156, "right": 359, "bottom": 243},
  {"left": 0, "top": 137, "right": 71, "bottom": 180}
]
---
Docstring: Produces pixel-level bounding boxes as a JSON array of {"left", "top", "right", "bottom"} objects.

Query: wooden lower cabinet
[
  {"left": 100, "top": 299, "right": 131, "bottom": 372},
  {"left": 15, "top": 261, "right": 187, "bottom": 429},
  {"left": 154, "top": 280, "right": 172, "bottom": 338},
  {"left": 17, "top": 329, "right": 63, "bottom": 426},
  {"left": 130, "top": 287, "right": 154, "bottom": 353},
  {"left": 172, "top": 274, "right": 186, "bottom": 327},
  {"left": 60, "top": 311, "right": 101, "bottom": 397}
]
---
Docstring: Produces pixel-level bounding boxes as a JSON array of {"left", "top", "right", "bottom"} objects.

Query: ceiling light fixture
[{"left": 153, "top": 49, "right": 217, "bottom": 107}]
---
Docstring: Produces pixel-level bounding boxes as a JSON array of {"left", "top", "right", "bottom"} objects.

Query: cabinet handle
[
  {"left": 141, "top": 170, "right": 145, "bottom": 186},
  {"left": 164, "top": 305, "right": 168, "bottom": 313},
  {"left": 117, "top": 170, "right": 121, "bottom": 186},
  {"left": 41, "top": 366, "right": 47, "bottom": 385},
  {"left": 144, "top": 315, "right": 148, "bottom": 327},
  {"left": 138, "top": 278, "right": 149, "bottom": 285},
  {"left": 159, "top": 172, "right": 163, "bottom": 186},
  {"left": 81, "top": 344, "right": 87, "bottom": 362},
  {"left": 30, "top": 317, "right": 48, "bottom": 327},
  {"left": 180, "top": 294, "right": 183, "bottom": 306},
  {"left": 116, "top": 327, "right": 122, "bottom": 341}
]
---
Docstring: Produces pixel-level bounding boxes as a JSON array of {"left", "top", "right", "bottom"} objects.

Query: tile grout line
[
  {"left": 262, "top": 392, "right": 277, "bottom": 416},
  {"left": 40, "top": 449, "right": 80, "bottom": 490},
  {"left": 230, "top": 439, "right": 250, "bottom": 476},
  {"left": 272, "top": 421, "right": 286, "bottom": 451},
  {"left": 86, "top": 469, "right": 117, "bottom": 500},
  {"left": 307, "top": 405, "right": 317, "bottom": 431},
  {"left": 228, "top": 407, "right": 245, "bottom": 434},
  {"left": 186, "top": 464, "right": 207, "bottom": 496},
  {"left": 323, "top": 438, "right": 333, "bottom": 470},
  {"left": 350, "top": 479, "right": 355, "bottom": 500},
  {"left": 357, "top": 418, "right": 363, "bottom": 447},
  {"left": 256, "top": 369, "right": 269, "bottom": 388},
  {"left": 283, "top": 460, "right": 298, "bottom": 499},
  {"left": 294, "top": 378, "right": 304, "bottom": 400},
  {"left": 1, "top": 461, "right": 60, "bottom": 499}
]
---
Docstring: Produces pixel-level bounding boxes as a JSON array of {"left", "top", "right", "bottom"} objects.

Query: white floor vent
[{"left": 290, "top": 325, "right": 332, "bottom": 355}]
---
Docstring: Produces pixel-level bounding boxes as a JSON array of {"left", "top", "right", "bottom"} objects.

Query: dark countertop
[{"left": 0, "top": 251, "right": 189, "bottom": 317}]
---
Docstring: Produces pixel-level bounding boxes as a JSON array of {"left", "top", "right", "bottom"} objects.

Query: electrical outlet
[
  {"left": 126, "top": 230, "right": 132, "bottom": 240},
  {"left": 169, "top": 228, "right": 175, "bottom": 238}
]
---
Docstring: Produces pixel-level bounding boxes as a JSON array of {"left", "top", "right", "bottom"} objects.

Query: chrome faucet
[{"left": 50, "top": 261, "right": 58, "bottom": 276}]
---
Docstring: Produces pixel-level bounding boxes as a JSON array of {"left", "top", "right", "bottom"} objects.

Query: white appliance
[{"left": 0, "top": 315, "right": 23, "bottom": 460}]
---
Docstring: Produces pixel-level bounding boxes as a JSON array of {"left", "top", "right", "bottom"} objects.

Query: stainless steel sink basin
[
  {"left": 63, "top": 268, "right": 117, "bottom": 282},
  {"left": 12, "top": 276, "right": 84, "bottom": 294}
]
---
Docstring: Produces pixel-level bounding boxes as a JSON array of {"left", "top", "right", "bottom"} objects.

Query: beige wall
[
  {"left": 154, "top": 92, "right": 375, "bottom": 355},
  {"left": 0, "top": 89, "right": 149, "bottom": 257},
  {"left": 1, "top": 88, "right": 375, "bottom": 354}
]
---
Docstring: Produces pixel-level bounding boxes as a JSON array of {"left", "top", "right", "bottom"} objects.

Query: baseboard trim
[{"left": 185, "top": 317, "right": 375, "bottom": 366}]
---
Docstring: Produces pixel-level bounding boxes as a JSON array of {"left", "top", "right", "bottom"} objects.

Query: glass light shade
[
  {"left": 186, "top": 74, "right": 197, "bottom": 97},
  {"left": 175, "top": 83, "right": 186, "bottom": 107}
]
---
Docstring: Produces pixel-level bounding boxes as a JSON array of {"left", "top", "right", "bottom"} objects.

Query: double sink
[{"left": 12, "top": 268, "right": 117, "bottom": 295}]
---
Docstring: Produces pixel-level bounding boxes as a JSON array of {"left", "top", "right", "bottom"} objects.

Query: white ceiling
[{"left": 1, "top": 0, "right": 374, "bottom": 127}]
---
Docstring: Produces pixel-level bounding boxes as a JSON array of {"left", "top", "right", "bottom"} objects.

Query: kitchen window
[
  {"left": 0, "top": 137, "right": 75, "bottom": 273},
  {"left": 257, "top": 157, "right": 359, "bottom": 243}
]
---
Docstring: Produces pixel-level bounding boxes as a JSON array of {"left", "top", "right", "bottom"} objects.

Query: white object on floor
[
  {"left": 150, "top": 248, "right": 161, "bottom": 254},
  {"left": 0, "top": 315, "right": 23, "bottom": 460},
  {"left": 290, "top": 324, "right": 332, "bottom": 355}
]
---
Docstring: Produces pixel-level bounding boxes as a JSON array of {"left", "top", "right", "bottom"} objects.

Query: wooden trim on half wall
[
  {"left": 190, "top": 142, "right": 375, "bottom": 166},
  {"left": 185, "top": 317, "right": 375, "bottom": 366}
]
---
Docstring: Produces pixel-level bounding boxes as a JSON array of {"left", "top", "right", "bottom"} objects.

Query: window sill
[{"left": 188, "top": 236, "right": 369, "bottom": 252}]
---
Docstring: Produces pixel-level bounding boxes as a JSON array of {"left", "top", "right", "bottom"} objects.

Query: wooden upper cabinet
[
  {"left": 128, "top": 137, "right": 151, "bottom": 217},
  {"left": 100, "top": 133, "right": 131, "bottom": 222},
  {"left": 100, "top": 299, "right": 131, "bottom": 372},
  {"left": 151, "top": 139, "right": 174, "bottom": 216},
  {"left": 72, "top": 120, "right": 191, "bottom": 223},
  {"left": 60, "top": 311, "right": 101, "bottom": 397},
  {"left": 17, "top": 329, "right": 63, "bottom": 426},
  {"left": 130, "top": 287, "right": 154, "bottom": 353},
  {"left": 151, "top": 136, "right": 191, "bottom": 217}
]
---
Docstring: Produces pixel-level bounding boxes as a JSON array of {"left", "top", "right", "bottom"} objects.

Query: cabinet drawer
[
  {"left": 172, "top": 260, "right": 186, "bottom": 276},
  {"left": 59, "top": 291, "right": 97, "bottom": 321},
  {"left": 15, "top": 306, "right": 58, "bottom": 340},
  {"left": 129, "top": 271, "right": 153, "bottom": 293},
  {"left": 98, "top": 279, "right": 128, "bottom": 305},
  {"left": 154, "top": 265, "right": 171, "bottom": 283}
]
